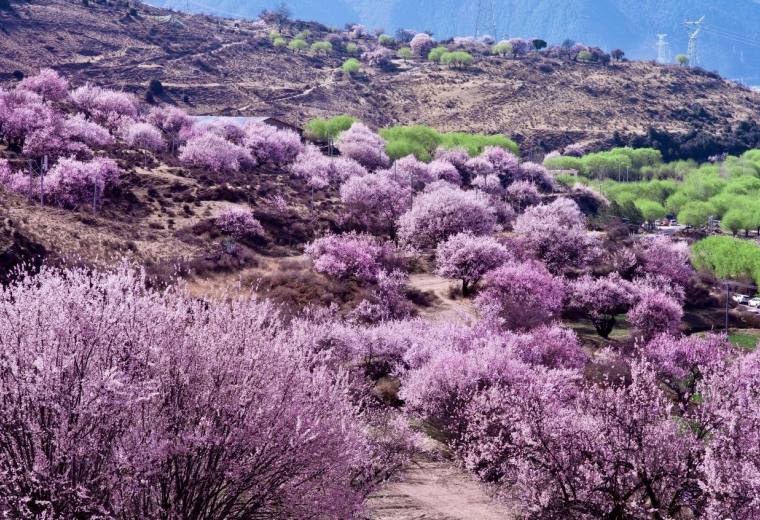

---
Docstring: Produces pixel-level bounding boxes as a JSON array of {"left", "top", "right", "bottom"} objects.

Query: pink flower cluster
[
  {"left": 336, "top": 122, "right": 390, "bottom": 170},
  {"left": 0, "top": 265, "right": 393, "bottom": 518},
  {"left": 215, "top": 208, "right": 265, "bottom": 239},
  {"left": 292, "top": 144, "right": 368, "bottom": 188},
  {"left": 513, "top": 197, "right": 601, "bottom": 274},
  {"left": 475, "top": 260, "right": 565, "bottom": 330},
  {"left": 435, "top": 232, "right": 511, "bottom": 295},
  {"left": 70, "top": 84, "right": 139, "bottom": 129},
  {"left": 340, "top": 172, "right": 409, "bottom": 234},
  {"left": 18, "top": 68, "right": 69, "bottom": 102},
  {"left": 397, "top": 185, "right": 496, "bottom": 249},
  {"left": 306, "top": 232, "right": 395, "bottom": 282},
  {"left": 122, "top": 122, "right": 166, "bottom": 153},
  {"left": 179, "top": 132, "right": 253, "bottom": 171}
]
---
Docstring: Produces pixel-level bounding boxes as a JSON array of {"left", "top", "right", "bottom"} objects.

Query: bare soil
[{"left": 365, "top": 438, "right": 514, "bottom": 520}]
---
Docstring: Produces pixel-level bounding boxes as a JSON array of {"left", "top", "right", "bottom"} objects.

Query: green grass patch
[{"left": 728, "top": 331, "right": 759, "bottom": 351}]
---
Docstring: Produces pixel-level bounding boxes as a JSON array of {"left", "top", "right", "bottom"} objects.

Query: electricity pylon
[{"left": 684, "top": 16, "right": 705, "bottom": 66}]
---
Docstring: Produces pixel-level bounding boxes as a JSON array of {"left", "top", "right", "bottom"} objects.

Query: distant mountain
[{"left": 151, "top": 0, "right": 760, "bottom": 81}]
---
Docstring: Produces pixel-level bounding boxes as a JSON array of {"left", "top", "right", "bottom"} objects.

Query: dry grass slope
[{"left": 3, "top": 0, "right": 760, "bottom": 155}]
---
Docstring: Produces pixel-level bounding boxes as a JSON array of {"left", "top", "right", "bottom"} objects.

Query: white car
[
  {"left": 734, "top": 294, "right": 751, "bottom": 304},
  {"left": 749, "top": 298, "right": 760, "bottom": 308}
]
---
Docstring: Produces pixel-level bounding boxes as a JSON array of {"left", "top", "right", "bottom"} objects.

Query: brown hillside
[{"left": 2, "top": 0, "right": 760, "bottom": 156}]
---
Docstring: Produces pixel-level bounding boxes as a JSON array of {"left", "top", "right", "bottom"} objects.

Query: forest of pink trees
[{"left": 1, "top": 69, "right": 759, "bottom": 519}]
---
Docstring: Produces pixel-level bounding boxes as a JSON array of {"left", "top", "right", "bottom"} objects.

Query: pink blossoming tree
[
  {"left": 435, "top": 232, "right": 511, "bottom": 295},
  {"left": 397, "top": 186, "right": 496, "bottom": 249},
  {"left": 215, "top": 208, "right": 265, "bottom": 240},
  {"left": 340, "top": 173, "right": 408, "bottom": 235},
  {"left": 568, "top": 273, "right": 637, "bottom": 338},
  {"left": 179, "top": 132, "right": 253, "bottom": 172},
  {"left": 335, "top": 122, "right": 389, "bottom": 170},
  {"left": 475, "top": 260, "right": 565, "bottom": 330},
  {"left": 306, "top": 232, "right": 396, "bottom": 282},
  {"left": 122, "top": 122, "right": 166, "bottom": 153},
  {"left": 18, "top": 68, "right": 69, "bottom": 102}
]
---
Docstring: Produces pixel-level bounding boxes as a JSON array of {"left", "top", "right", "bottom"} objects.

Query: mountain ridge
[
  {"left": 152, "top": 0, "right": 760, "bottom": 80},
  {"left": 3, "top": 0, "right": 760, "bottom": 159}
]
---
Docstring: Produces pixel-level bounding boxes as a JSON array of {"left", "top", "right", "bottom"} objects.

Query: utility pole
[
  {"left": 655, "top": 34, "right": 671, "bottom": 64},
  {"left": 725, "top": 283, "right": 731, "bottom": 335},
  {"left": 684, "top": 16, "right": 705, "bottom": 67}
]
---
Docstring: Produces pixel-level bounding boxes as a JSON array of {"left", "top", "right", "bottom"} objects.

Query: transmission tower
[
  {"left": 474, "top": 0, "right": 497, "bottom": 39},
  {"left": 684, "top": 16, "right": 705, "bottom": 66},
  {"left": 655, "top": 34, "right": 671, "bottom": 64}
]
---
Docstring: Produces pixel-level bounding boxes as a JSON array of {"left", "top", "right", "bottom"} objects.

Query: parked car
[
  {"left": 749, "top": 297, "right": 760, "bottom": 308},
  {"left": 734, "top": 294, "right": 751, "bottom": 304}
]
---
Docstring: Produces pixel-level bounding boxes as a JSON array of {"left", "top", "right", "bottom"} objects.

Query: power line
[
  {"left": 702, "top": 26, "right": 760, "bottom": 48},
  {"left": 702, "top": 23, "right": 760, "bottom": 42}
]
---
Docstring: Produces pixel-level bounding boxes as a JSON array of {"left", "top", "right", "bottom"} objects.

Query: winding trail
[{"left": 365, "top": 276, "right": 511, "bottom": 519}]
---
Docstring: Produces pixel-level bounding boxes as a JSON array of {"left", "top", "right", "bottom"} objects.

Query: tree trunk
[{"left": 592, "top": 316, "right": 615, "bottom": 339}]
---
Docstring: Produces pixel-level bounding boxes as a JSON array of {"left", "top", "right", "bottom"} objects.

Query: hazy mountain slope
[
  {"left": 154, "top": 0, "right": 760, "bottom": 80},
  {"left": 3, "top": 0, "right": 760, "bottom": 159}
]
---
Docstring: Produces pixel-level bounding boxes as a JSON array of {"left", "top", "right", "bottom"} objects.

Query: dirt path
[
  {"left": 365, "top": 453, "right": 514, "bottom": 520},
  {"left": 364, "top": 275, "right": 511, "bottom": 519},
  {"left": 408, "top": 273, "right": 476, "bottom": 323}
]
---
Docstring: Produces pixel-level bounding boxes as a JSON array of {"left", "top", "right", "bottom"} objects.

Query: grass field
[{"left": 728, "top": 330, "right": 760, "bottom": 351}]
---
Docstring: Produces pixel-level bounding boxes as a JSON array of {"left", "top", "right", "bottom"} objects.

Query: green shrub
[
  {"left": 665, "top": 191, "right": 690, "bottom": 214},
  {"left": 554, "top": 174, "right": 585, "bottom": 188},
  {"left": 381, "top": 125, "right": 442, "bottom": 161},
  {"left": 581, "top": 153, "right": 633, "bottom": 179},
  {"left": 677, "top": 201, "right": 715, "bottom": 227},
  {"left": 692, "top": 236, "right": 760, "bottom": 285},
  {"left": 269, "top": 30, "right": 281, "bottom": 41},
  {"left": 386, "top": 140, "right": 430, "bottom": 161},
  {"left": 544, "top": 156, "right": 583, "bottom": 171},
  {"left": 379, "top": 34, "right": 395, "bottom": 47},
  {"left": 345, "top": 42, "right": 358, "bottom": 54},
  {"left": 305, "top": 115, "right": 357, "bottom": 143},
  {"left": 380, "top": 125, "right": 518, "bottom": 161},
  {"left": 288, "top": 38, "right": 308, "bottom": 52},
  {"left": 721, "top": 209, "right": 748, "bottom": 236},
  {"left": 439, "top": 132, "right": 518, "bottom": 157},
  {"left": 577, "top": 50, "right": 593, "bottom": 62},
  {"left": 397, "top": 47, "right": 413, "bottom": 61},
  {"left": 428, "top": 46, "right": 449, "bottom": 62},
  {"left": 492, "top": 42, "right": 513, "bottom": 57},
  {"left": 441, "top": 51, "right": 474, "bottom": 68},
  {"left": 342, "top": 58, "right": 361, "bottom": 76},
  {"left": 676, "top": 54, "right": 689, "bottom": 66},
  {"left": 311, "top": 41, "right": 333, "bottom": 54},
  {"left": 273, "top": 37, "right": 287, "bottom": 48},
  {"left": 634, "top": 199, "right": 666, "bottom": 223}
]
